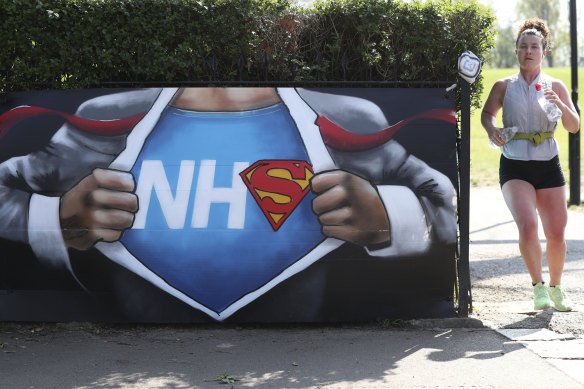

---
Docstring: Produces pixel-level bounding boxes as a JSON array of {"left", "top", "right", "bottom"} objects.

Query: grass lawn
[{"left": 470, "top": 67, "right": 583, "bottom": 191}]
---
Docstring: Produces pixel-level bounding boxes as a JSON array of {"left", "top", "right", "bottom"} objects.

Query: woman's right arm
[{"left": 481, "top": 79, "right": 508, "bottom": 147}]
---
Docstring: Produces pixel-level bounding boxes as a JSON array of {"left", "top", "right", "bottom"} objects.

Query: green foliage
[
  {"left": 0, "top": 0, "right": 496, "bottom": 108},
  {"left": 376, "top": 317, "right": 410, "bottom": 329},
  {"left": 205, "top": 372, "right": 239, "bottom": 384},
  {"left": 488, "top": 24, "right": 517, "bottom": 69}
]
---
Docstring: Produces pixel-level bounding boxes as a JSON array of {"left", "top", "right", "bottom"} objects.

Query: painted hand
[
  {"left": 311, "top": 170, "right": 390, "bottom": 246},
  {"left": 59, "top": 168, "right": 138, "bottom": 250}
]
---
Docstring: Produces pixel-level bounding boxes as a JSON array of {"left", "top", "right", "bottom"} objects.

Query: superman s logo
[{"left": 240, "top": 160, "right": 314, "bottom": 231}]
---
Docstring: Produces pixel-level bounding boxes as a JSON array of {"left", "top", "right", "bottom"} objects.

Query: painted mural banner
[{"left": 0, "top": 88, "right": 458, "bottom": 323}]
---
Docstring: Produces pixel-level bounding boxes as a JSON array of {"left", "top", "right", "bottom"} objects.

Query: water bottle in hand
[
  {"left": 535, "top": 83, "right": 562, "bottom": 122},
  {"left": 489, "top": 126, "right": 518, "bottom": 149}
]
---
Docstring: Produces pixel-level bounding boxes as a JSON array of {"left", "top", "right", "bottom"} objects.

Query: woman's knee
[
  {"left": 541, "top": 212, "right": 567, "bottom": 244},
  {"left": 516, "top": 218, "right": 539, "bottom": 239},
  {"left": 544, "top": 225, "right": 566, "bottom": 245}
]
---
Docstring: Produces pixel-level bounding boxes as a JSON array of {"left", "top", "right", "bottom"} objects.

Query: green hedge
[{"left": 0, "top": 0, "right": 495, "bottom": 108}]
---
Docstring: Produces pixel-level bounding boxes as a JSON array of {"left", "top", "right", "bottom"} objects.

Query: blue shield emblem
[{"left": 118, "top": 102, "right": 327, "bottom": 317}]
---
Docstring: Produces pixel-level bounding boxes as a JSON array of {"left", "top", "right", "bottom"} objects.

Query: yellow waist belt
[{"left": 512, "top": 132, "right": 554, "bottom": 146}]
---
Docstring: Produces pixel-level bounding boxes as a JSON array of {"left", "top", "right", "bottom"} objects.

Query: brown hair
[{"left": 515, "top": 18, "right": 550, "bottom": 51}]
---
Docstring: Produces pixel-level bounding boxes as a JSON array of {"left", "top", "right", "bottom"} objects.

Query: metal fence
[
  {"left": 0, "top": 54, "right": 473, "bottom": 317},
  {"left": 2, "top": 49, "right": 460, "bottom": 90}
]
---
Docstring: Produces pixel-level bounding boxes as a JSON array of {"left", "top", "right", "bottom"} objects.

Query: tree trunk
[{"left": 547, "top": 52, "right": 553, "bottom": 67}]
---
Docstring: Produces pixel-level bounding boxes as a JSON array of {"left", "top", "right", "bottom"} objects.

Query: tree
[
  {"left": 516, "top": 0, "right": 562, "bottom": 67},
  {"left": 490, "top": 24, "right": 517, "bottom": 68}
]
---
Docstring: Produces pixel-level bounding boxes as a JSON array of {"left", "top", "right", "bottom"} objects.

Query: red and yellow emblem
[{"left": 240, "top": 160, "right": 314, "bottom": 231}]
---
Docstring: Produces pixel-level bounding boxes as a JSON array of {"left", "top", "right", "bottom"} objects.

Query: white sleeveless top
[{"left": 501, "top": 72, "right": 559, "bottom": 161}]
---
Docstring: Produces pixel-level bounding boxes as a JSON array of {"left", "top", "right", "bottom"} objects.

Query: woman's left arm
[{"left": 553, "top": 80, "right": 580, "bottom": 134}]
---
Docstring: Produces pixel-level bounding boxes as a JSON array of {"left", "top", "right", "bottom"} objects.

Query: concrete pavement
[
  {"left": 0, "top": 321, "right": 582, "bottom": 389},
  {"left": 469, "top": 185, "right": 584, "bottom": 388},
  {"left": 0, "top": 186, "right": 583, "bottom": 389}
]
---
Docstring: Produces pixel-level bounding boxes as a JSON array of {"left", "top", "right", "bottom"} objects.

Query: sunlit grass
[{"left": 470, "top": 67, "right": 583, "bottom": 188}]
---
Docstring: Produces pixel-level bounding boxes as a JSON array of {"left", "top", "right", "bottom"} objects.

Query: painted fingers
[
  {"left": 60, "top": 168, "right": 138, "bottom": 250},
  {"left": 311, "top": 170, "right": 390, "bottom": 246}
]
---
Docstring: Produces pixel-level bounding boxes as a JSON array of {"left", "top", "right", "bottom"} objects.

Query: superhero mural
[{"left": 0, "top": 88, "right": 458, "bottom": 323}]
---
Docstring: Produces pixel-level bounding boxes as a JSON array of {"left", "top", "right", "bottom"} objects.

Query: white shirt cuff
[
  {"left": 366, "top": 185, "right": 430, "bottom": 257},
  {"left": 28, "top": 194, "right": 71, "bottom": 270}
]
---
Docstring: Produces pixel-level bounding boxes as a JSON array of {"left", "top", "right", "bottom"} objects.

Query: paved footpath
[
  {"left": 1, "top": 321, "right": 583, "bottom": 389},
  {"left": 0, "top": 187, "right": 583, "bottom": 389},
  {"left": 470, "top": 186, "right": 584, "bottom": 387}
]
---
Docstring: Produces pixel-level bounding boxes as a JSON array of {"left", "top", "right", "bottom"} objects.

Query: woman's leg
[
  {"left": 502, "top": 179, "right": 543, "bottom": 283},
  {"left": 536, "top": 186, "right": 568, "bottom": 286}
]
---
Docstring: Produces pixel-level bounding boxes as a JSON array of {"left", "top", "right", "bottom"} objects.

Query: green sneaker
[
  {"left": 549, "top": 285, "right": 573, "bottom": 312},
  {"left": 533, "top": 282, "right": 551, "bottom": 310}
]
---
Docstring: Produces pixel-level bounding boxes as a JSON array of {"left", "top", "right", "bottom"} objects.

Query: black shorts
[{"left": 499, "top": 154, "right": 565, "bottom": 189}]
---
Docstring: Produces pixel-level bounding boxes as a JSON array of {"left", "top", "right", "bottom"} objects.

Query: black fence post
[
  {"left": 341, "top": 51, "right": 348, "bottom": 81},
  {"left": 458, "top": 78, "right": 472, "bottom": 317},
  {"left": 263, "top": 52, "right": 271, "bottom": 82},
  {"left": 238, "top": 55, "right": 245, "bottom": 82},
  {"left": 569, "top": 0, "right": 580, "bottom": 206},
  {"left": 289, "top": 53, "right": 297, "bottom": 81},
  {"left": 314, "top": 53, "right": 322, "bottom": 81},
  {"left": 445, "top": 54, "right": 451, "bottom": 82},
  {"left": 1, "top": 68, "right": 8, "bottom": 102},
  {"left": 393, "top": 56, "right": 400, "bottom": 82},
  {"left": 209, "top": 55, "right": 218, "bottom": 81}
]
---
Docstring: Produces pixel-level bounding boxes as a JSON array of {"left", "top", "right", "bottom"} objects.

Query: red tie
[
  {"left": 0, "top": 105, "right": 146, "bottom": 140},
  {"left": 1, "top": 105, "right": 456, "bottom": 152},
  {"left": 317, "top": 108, "right": 456, "bottom": 151}
]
